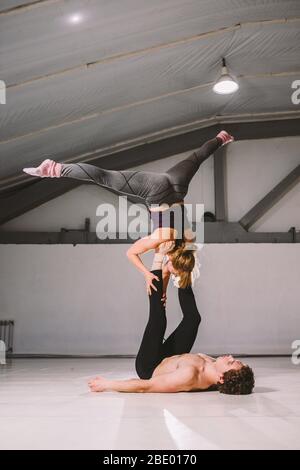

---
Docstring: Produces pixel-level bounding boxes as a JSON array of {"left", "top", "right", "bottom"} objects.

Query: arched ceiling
[{"left": 0, "top": 0, "right": 300, "bottom": 196}]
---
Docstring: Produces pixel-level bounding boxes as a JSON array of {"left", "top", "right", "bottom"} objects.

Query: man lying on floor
[{"left": 89, "top": 244, "right": 255, "bottom": 395}]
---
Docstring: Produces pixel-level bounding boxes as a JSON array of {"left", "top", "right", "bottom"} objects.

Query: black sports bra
[{"left": 149, "top": 204, "right": 191, "bottom": 240}]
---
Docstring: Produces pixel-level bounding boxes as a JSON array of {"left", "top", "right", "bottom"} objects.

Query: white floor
[{"left": 0, "top": 357, "right": 300, "bottom": 450}]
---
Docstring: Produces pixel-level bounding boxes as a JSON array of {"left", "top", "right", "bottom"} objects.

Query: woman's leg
[
  {"left": 166, "top": 131, "right": 233, "bottom": 191},
  {"left": 160, "top": 286, "right": 201, "bottom": 359},
  {"left": 23, "top": 159, "right": 147, "bottom": 199},
  {"left": 23, "top": 131, "right": 233, "bottom": 206},
  {"left": 135, "top": 270, "right": 167, "bottom": 379},
  {"left": 61, "top": 163, "right": 143, "bottom": 197},
  {"left": 23, "top": 160, "right": 172, "bottom": 205}
]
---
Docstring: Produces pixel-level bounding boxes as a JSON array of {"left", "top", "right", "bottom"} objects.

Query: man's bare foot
[
  {"left": 23, "top": 158, "right": 62, "bottom": 178},
  {"left": 216, "top": 130, "right": 234, "bottom": 146}
]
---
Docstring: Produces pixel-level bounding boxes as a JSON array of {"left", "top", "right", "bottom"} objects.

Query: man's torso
[{"left": 152, "top": 353, "right": 211, "bottom": 391}]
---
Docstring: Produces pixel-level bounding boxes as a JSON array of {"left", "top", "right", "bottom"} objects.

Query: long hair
[{"left": 167, "top": 243, "right": 196, "bottom": 289}]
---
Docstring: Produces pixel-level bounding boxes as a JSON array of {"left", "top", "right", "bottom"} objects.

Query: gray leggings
[{"left": 61, "top": 137, "right": 222, "bottom": 207}]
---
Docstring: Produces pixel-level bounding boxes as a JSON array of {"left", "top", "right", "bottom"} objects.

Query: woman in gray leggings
[{"left": 23, "top": 131, "right": 233, "bottom": 292}]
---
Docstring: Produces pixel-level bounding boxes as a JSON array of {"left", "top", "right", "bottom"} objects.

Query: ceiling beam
[
  {"left": 2, "top": 111, "right": 300, "bottom": 194},
  {"left": 0, "top": 0, "right": 58, "bottom": 16},
  {"left": 239, "top": 163, "right": 300, "bottom": 230},
  {"left": 0, "top": 223, "right": 299, "bottom": 244},
  {"left": 4, "top": 70, "right": 300, "bottom": 146},
  {"left": 214, "top": 145, "right": 227, "bottom": 222},
  {"left": 0, "top": 119, "right": 299, "bottom": 226}
]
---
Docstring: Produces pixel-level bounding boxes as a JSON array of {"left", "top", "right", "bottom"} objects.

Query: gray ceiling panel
[
  {"left": 1, "top": 21, "right": 299, "bottom": 142},
  {"left": 1, "top": 0, "right": 300, "bottom": 84},
  {"left": 0, "top": 0, "right": 299, "bottom": 193},
  {"left": 1, "top": 74, "right": 298, "bottom": 178},
  {"left": 0, "top": 31, "right": 234, "bottom": 140}
]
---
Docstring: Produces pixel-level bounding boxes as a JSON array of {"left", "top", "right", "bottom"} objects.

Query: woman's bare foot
[
  {"left": 23, "top": 159, "right": 62, "bottom": 178},
  {"left": 216, "top": 130, "right": 234, "bottom": 145}
]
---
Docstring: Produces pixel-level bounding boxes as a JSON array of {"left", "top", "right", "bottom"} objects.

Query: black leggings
[
  {"left": 135, "top": 270, "right": 201, "bottom": 379},
  {"left": 61, "top": 137, "right": 222, "bottom": 208}
]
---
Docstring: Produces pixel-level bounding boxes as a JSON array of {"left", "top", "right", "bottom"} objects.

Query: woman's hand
[
  {"left": 158, "top": 240, "right": 175, "bottom": 255},
  {"left": 88, "top": 376, "right": 108, "bottom": 392},
  {"left": 161, "top": 292, "right": 167, "bottom": 306},
  {"left": 144, "top": 271, "right": 160, "bottom": 295}
]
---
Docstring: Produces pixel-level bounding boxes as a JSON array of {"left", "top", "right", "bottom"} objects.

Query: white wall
[
  {"left": 0, "top": 244, "right": 299, "bottom": 355},
  {"left": 2, "top": 136, "right": 299, "bottom": 233}
]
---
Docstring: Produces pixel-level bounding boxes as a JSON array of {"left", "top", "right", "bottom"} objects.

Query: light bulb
[{"left": 213, "top": 60, "right": 239, "bottom": 95}]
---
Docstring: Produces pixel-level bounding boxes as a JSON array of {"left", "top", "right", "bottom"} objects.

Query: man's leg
[
  {"left": 135, "top": 270, "right": 167, "bottom": 379},
  {"left": 160, "top": 286, "right": 201, "bottom": 359}
]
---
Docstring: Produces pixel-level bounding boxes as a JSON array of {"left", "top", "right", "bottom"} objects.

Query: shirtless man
[{"left": 89, "top": 245, "right": 255, "bottom": 395}]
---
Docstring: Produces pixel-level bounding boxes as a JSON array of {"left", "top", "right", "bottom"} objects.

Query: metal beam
[
  {"left": 0, "top": 0, "right": 58, "bottom": 16},
  {"left": 204, "top": 222, "right": 299, "bottom": 243},
  {"left": 0, "top": 223, "right": 299, "bottom": 244},
  {"left": 5, "top": 72, "right": 300, "bottom": 145},
  {"left": 0, "top": 179, "right": 79, "bottom": 226},
  {"left": 214, "top": 145, "right": 227, "bottom": 221},
  {"left": 0, "top": 119, "right": 299, "bottom": 226},
  {"left": 240, "top": 164, "right": 300, "bottom": 230}
]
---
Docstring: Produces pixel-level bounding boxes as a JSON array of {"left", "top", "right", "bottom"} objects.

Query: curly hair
[{"left": 218, "top": 365, "right": 255, "bottom": 395}]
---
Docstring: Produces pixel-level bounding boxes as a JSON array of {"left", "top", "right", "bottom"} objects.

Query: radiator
[{"left": 0, "top": 320, "right": 14, "bottom": 353}]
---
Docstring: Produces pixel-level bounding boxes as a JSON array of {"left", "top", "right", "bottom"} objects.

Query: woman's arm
[
  {"left": 184, "top": 227, "right": 196, "bottom": 242},
  {"left": 126, "top": 228, "right": 176, "bottom": 294},
  {"left": 162, "top": 263, "right": 171, "bottom": 306}
]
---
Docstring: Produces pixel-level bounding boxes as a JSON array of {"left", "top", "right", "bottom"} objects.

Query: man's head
[{"left": 215, "top": 355, "right": 255, "bottom": 395}]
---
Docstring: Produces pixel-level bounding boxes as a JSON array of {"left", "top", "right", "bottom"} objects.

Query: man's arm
[
  {"left": 147, "top": 366, "right": 198, "bottom": 392},
  {"left": 89, "top": 376, "right": 151, "bottom": 393},
  {"left": 106, "top": 378, "right": 151, "bottom": 393},
  {"left": 89, "top": 367, "right": 198, "bottom": 393},
  {"left": 114, "top": 367, "right": 197, "bottom": 393}
]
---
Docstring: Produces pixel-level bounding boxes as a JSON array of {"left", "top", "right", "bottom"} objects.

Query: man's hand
[
  {"left": 144, "top": 271, "right": 160, "bottom": 295},
  {"left": 88, "top": 376, "right": 108, "bottom": 392}
]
